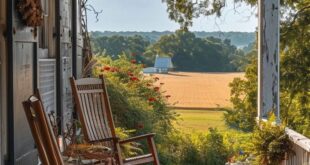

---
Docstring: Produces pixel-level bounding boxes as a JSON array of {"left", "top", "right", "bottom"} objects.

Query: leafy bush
[
  {"left": 158, "top": 128, "right": 231, "bottom": 165},
  {"left": 249, "top": 115, "right": 293, "bottom": 165},
  {"left": 223, "top": 131, "right": 252, "bottom": 163}
]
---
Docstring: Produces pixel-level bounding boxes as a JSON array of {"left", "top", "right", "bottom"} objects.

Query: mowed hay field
[{"left": 153, "top": 72, "right": 244, "bottom": 109}]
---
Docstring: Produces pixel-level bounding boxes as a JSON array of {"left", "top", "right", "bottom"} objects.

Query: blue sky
[{"left": 88, "top": 0, "right": 257, "bottom": 32}]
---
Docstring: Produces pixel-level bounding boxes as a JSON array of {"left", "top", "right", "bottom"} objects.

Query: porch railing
[{"left": 284, "top": 128, "right": 310, "bottom": 165}]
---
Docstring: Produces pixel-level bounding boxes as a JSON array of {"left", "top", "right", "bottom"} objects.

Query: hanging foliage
[
  {"left": 17, "top": 0, "right": 44, "bottom": 27},
  {"left": 250, "top": 115, "right": 294, "bottom": 165}
]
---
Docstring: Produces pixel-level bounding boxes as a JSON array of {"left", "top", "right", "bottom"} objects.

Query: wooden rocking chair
[
  {"left": 23, "top": 94, "right": 65, "bottom": 165},
  {"left": 70, "top": 75, "right": 160, "bottom": 165},
  {"left": 23, "top": 92, "right": 115, "bottom": 165}
]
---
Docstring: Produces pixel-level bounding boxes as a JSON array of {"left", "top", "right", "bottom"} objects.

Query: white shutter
[{"left": 38, "top": 59, "right": 56, "bottom": 114}]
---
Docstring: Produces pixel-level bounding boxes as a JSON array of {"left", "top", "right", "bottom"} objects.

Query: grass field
[
  {"left": 174, "top": 109, "right": 229, "bottom": 132},
  {"left": 153, "top": 72, "right": 244, "bottom": 109}
]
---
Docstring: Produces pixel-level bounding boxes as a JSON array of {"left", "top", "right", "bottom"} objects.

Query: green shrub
[
  {"left": 249, "top": 115, "right": 293, "bottom": 165},
  {"left": 200, "top": 128, "right": 229, "bottom": 165},
  {"left": 158, "top": 128, "right": 231, "bottom": 165},
  {"left": 223, "top": 131, "right": 252, "bottom": 162}
]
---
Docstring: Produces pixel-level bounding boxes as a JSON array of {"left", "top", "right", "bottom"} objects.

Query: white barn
[
  {"left": 143, "top": 55, "right": 174, "bottom": 74},
  {"left": 154, "top": 55, "right": 173, "bottom": 73}
]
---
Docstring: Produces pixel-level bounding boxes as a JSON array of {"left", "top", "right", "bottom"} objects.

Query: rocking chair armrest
[
  {"left": 90, "top": 137, "right": 120, "bottom": 143},
  {"left": 119, "top": 133, "right": 156, "bottom": 144}
]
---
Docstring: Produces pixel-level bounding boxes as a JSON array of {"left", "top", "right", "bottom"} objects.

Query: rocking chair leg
[
  {"left": 147, "top": 138, "right": 160, "bottom": 165},
  {"left": 114, "top": 143, "right": 123, "bottom": 165}
]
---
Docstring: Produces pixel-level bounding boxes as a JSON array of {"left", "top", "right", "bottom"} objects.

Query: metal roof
[{"left": 154, "top": 56, "right": 173, "bottom": 68}]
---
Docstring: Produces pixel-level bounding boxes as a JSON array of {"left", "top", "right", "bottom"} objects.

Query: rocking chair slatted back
[
  {"left": 23, "top": 94, "right": 64, "bottom": 165},
  {"left": 71, "top": 76, "right": 160, "bottom": 165},
  {"left": 70, "top": 75, "right": 116, "bottom": 143}
]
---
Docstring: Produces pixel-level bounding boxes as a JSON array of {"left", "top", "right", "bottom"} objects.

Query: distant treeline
[
  {"left": 91, "top": 30, "right": 255, "bottom": 72},
  {"left": 91, "top": 31, "right": 255, "bottom": 48}
]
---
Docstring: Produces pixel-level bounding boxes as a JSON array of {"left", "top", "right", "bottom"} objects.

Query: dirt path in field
[{"left": 151, "top": 72, "right": 244, "bottom": 109}]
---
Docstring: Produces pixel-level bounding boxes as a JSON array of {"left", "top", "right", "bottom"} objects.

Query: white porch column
[{"left": 257, "top": 0, "right": 280, "bottom": 122}]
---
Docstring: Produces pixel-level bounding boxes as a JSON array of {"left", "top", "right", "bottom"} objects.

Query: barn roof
[{"left": 154, "top": 56, "right": 173, "bottom": 68}]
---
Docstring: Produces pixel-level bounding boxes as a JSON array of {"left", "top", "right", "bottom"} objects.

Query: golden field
[{"left": 152, "top": 72, "right": 244, "bottom": 109}]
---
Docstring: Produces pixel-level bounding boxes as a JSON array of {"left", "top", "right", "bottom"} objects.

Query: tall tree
[
  {"left": 92, "top": 35, "right": 151, "bottom": 64},
  {"left": 145, "top": 30, "right": 238, "bottom": 71},
  {"left": 227, "top": 1, "right": 309, "bottom": 134},
  {"left": 162, "top": 0, "right": 310, "bottom": 135}
]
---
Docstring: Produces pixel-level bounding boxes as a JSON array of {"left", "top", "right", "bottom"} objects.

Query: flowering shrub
[{"left": 93, "top": 55, "right": 176, "bottom": 138}]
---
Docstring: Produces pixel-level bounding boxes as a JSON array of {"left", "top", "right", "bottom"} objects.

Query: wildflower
[
  {"left": 127, "top": 72, "right": 134, "bottom": 77},
  {"left": 102, "top": 66, "right": 110, "bottom": 71},
  {"left": 110, "top": 67, "right": 119, "bottom": 72},
  {"left": 148, "top": 97, "right": 156, "bottom": 102},
  {"left": 130, "top": 77, "right": 139, "bottom": 81},
  {"left": 110, "top": 67, "right": 115, "bottom": 72}
]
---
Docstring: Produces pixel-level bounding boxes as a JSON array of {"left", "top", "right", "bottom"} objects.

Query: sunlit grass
[{"left": 174, "top": 109, "right": 229, "bottom": 132}]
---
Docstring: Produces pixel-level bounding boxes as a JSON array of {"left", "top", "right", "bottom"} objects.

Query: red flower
[
  {"left": 128, "top": 72, "right": 134, "bottom": 77},
  {"left": 110, "top": 67, "right": 115, "bottom": 72},
  {"left": 131, "top": 59, "right": 136, "bottom": 64},
  {"left": 130, "top": 77, "right": 139, "bottom": 81},
  {"left": 148, "top": 97, "right": 156, "bottom": 102},
  {"left": 154, "top": 87, "right": 160, "bottom": 91},
  {"left": 102, "top": 66, "right": 111, "bottom": 71},
  {"left": 110, "top": 67, "right": 119, "bottom": 72},
  {"left": 165, "top": 95, "right": 171, "bottom": 98}
]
